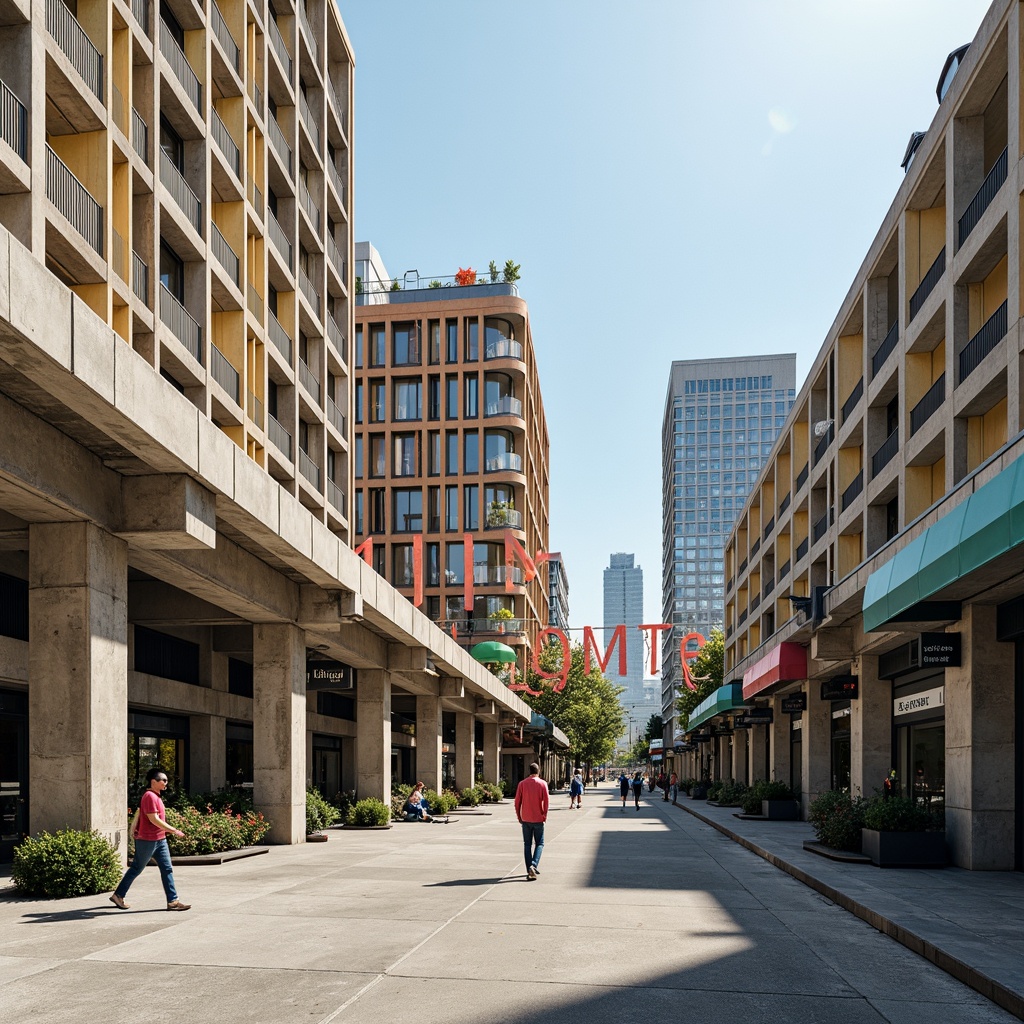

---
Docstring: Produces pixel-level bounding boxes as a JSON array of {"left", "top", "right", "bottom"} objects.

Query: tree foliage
[
  {"left": 626, "top": 736, "right": 651, "bottom": 765},
  {"left": 644, "top": 714, "right": 663, "bottom": 743},
  {"left": 674, "top": 628, "right": 724, "bottom": 731},
  {"left": 520, "top": 642, "right": 626, "bottom": 771}
]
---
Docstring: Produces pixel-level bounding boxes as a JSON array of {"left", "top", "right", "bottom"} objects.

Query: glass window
[
  {"left": 369, "top": 435, "right": 385, "bottom": 477},
  {"left": 369, "top": 326, "right": 385, "bottom": 367},
  {"left": 428, "top": 320, "right": 440, "bottom": 364},
  {"left": 427, "top": 376, "right": 441, "bottom": 419},
  {"left": 445, "top": 485, "right": 458, "bottom": 531},
  {"left": 427, "top": 487, "right": 441, "bottom": 532},
  {"left": 159, "top": 240, "right": 184, "bottom": 301},
  {"left": 446, "top": 431, "right": 459, "bottom": 474},
  {"left": 394, "top": 434, "right": 416, "bottom": 476},
  {"left": 427, "top": 431, "right": 441, "bottom": 475},
  {"left": 355, "top": 326, "right": 363, "bottom": 369},
  {"left": 369, "top": 380, "right": 385, "bottom": 422},
  {"left": 353, "top": 436, "right": 363, "bottom": 478},
  {"left": 354, "top": 490, "right": 363, "bottom": 534},
  {"left": 393, "top": 489, "right": 423, "bottom": 532},
  {"left": 369, "top": 488, "right": 385, "bottom": 532},
  {"left": 464, "top": 484, "right": 479, "bottom": 530},
  {"left": 426, "top": 542, "right": 440, "bottom": 585},
  {"left": 446, "top": 375, "right": 458, "bottom": 419},
  {"left": 393, "top": 322, "right": 420, "bottom": 365},
  {"left": 464, "top": 318, "right": 479, "bottom": 361},
  {"left": 446, "top": 543, "right": 464, "bottom": 584},
  {"left": 446, "top": 320, "right": 458, "bottom": 362},
  {"left": 354, "top": 382, "right": 363, "bottom": 424},
  {"left": 393, "top": 379, "right": 422, "bottom": 421},
  {"left": 464, "top": 375, "right": 478, "bottom": 418},
  {"left": 159, "top": 115, "right": 183, "bottom": 171},
  {"left": 464, "top": 430, "right": 479, "bottom": 473},
  {"left": 393, "top": 544, "right": 415, "bottom": 585}
]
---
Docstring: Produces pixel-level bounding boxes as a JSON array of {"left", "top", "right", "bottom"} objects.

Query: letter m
[{"left": 583, "top": 625, "right": 627, "bottom": 677}]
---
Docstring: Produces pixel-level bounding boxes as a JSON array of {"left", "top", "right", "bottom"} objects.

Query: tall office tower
[
  {"left": 603, "top": 553, "right": 645, "bottom": 703},
  {"left": 353, "top": 246, "right": 550, "bottom": 667},
  {"left": 661, "top": 356, "right": 796, "bottom": 745},
  {"left": 546, "top": 552, "right": 570, "bottom": 631}
]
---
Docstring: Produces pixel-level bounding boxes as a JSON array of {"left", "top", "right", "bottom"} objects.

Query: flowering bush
[
  {"left": 808, "top": 789, "right": 864, "bottom": 851},
  {"left": 163, "top": 805, "right": 271, "bottom": 856},
  {"left": 454, "top": 266, "right": 477, "bottom": 286}
]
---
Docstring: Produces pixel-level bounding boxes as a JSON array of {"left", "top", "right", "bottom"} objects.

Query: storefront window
[
  {"left": 893, "top": 675, "right": 945, "bottom": 812},
  {"left": 831, "top": 703, "right": 851, "bottom": 792},
  {"left": 226, "top": 723, "right": 253, "bottom": 786},
  {"left": 127, "top": 710, "right": 189, "bottom": 803}
]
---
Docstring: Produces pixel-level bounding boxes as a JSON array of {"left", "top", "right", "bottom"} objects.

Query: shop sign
[
  {"left": 735, "top": 708, "right": 774, "bottom": 727},
  {"left": 781, "top": 693, "right": 806, "bottom": 714},
  {"left": 920, "top": 633, "right": 961, "bottom": 668},
  {"left": 692, "top": 734, "right": 712, "bottom": 744},
  {"left": 649, "top": 738, "right": 664, "bottom": 756},
  {"left": 673, "top": 743, "right": 693, "bottom": 753},
  {"left": 306, "top": 659, "right": 354, "bottom": 690},
  {"left": 710, "top": 724, "right": 733, "bottom": 736},
  {"left": 820, "top": 676, "right": 858, "bottom": 701},
  {"left": 894, "top": 686, "right": 944, "bottom": 718}
]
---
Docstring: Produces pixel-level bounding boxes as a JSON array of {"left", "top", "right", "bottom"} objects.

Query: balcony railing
[
  {"left": 473, "top": 565, "right": 526, "bottom": 586},
  {"left": 910, "top": 373, "right": 946, "bottom": 436},
  {"left": 796, "top": 537, "right": 809, "bottom": 561},
  {"left": 211, "top": 0, "right": 240, "bottom": 73},
  {"left": 485, "top": 506, "right": 523, "bottom": 530},
  {"left": 211, "top": 222, "right": 239, "bottom": 287},
  {"left": 131, "top": 0, "right": 150, "bottom": 36},
  {"left": 841, "top": 376, "right": 863, "bottom": 423},
  {"left": 298, "top": 357, "right": 321, "bottom": 405},
  {"left": 958, "top": 147, "right": 1008, "bottom": 249},
  {"left": 871, "top": 319, "right": 899, "bottom": 379},
  {"left": 299, "top": 178, "right": 321, "bottom": 233},
  {"left": 485, "top": 395, "right": 523, "bottom": 417},
  {"left": 267, "top": 115, "right": 292, "bottom": 175},
  {"left": 326, "top": 233, "right": 345, "bottom": 280},
  {"left": 298, "top": 2, "right": 319, "bottom": 64},
  {"left": 326, "top": 394, "right": 345, "bottom": 435},
  {"left": 485, "top": 452, "right": 523, "bottom": 473},
  {"left": 160, "top": 19, "right": 201, "bottom": 110},
  {"left": 751, "top": 593, "right": 761, "bottom": 612},
  {"left": 268, "top": 312, "right": 293, "bottom": 362},
  {"left": 812, "top": 509, "right": 833, "bottom": 543},
  {"left": 739, "top": 557, "right": 748, "bottom": 574},
  {"left": 267, "top": 413, "right": 292, "bottom": 459},
  {"left": 247, "top": 173, "right": 263, "bottom": 218},
  {"left": 438, "top": 618, "right": 526, "bottom": 637},
  {"left": 111, "top": 228, "right": 127, "bottom": 282},
  {"left": 247, "top": 390, "right": 262, "bottom": 428},
  {"left": 249, "top": 78, "right": 262, "bottom": 115},
  {"left": 299, "top": 268, "right": 321, "bottom": 320},
  {"left": 485, "top": 336, "right": 524, "bottom": 361},
  {"left": 763, "top": 577, "right": 775, "bottom": 598},
  {"left": 958, "top": 300, "right": 1008, "bottom": 384},
  {"left": 813, "top": 422, "right": 834, "bottom": 466},
  {"left": 738, "top": 609, "right": 748, "bottom": 626},
  {"left": 111, "top": 82, "right": 127, "bottom": 134},
  {"left": 131, "top": 107, "right": 148, "bottom": 162},
  {"left": 299, "top": 92, "right": 320, "bottom": 151},
  {"left": 751, "top": 537, "right": 760, "bottom": 558},
  {"left": 871, "top": 428, "right": 899, "bottom": 477},
  {"left": 777, "top": 559, "right": 790, "bottom": 582},
  {"left": 268, "top": 17, "right": 292, "bottom": 79},
  {"left": 763, "top": 515, "right": 774, "bottom": 540},
  {"left": 0, "top": 81, "right": 28, "bottom": 161},
  {"left": 47, "top": 0, "right": 103, "bottom": 99},
  {"left": 327, "top": 158, "right": 346, "bottom": 206},
  {"left": 45, "top": 145, "right": 103, "bottom": 255},
  {"left": 298, "top": 449, "right": 321, "bottom": 491},
  {"left": 327, "top": 478, "right": 346, "bottom": 516},
  {"left": 778, "top": 492, "right": 791, "bottom": 516},
  {"left": 211, "top": 107, "right": 240, "bottom": 177},
  {"left": 211, "top": 344, "right": 239, "bottom": 403},
  {"left": 327, "top": 77, "right": 345, "bottom": 132},
  {"left": 159, "top": 284, "right": 202, "bottom": 363},
  {"left": 795, "top": 462, "right": 808, "bottom": 491},
  {"left": 247, "top": 282, "right": 262, "bottom": 322},
  {"left": 909, "top": 246, "right": 946, "bottom": 321},
  {"left": 160, "top": 153, "right": 201, "bottom": 233},
  {"left": 132, "top": 250, "right": 148, "bottom": 303},
  {"left": 267, "top": 211, "right": 293, "bottom": 270},
  {"left": 841, "top": 469, "right": 864, "bottom": 512},
  {"left": 326, "top": 315, "right": 346, "bottom": 360}
]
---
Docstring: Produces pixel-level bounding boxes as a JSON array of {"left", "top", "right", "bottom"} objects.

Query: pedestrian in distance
[
  {"left": 657, "top": 771, "right": 667, "bottom": 800},
  {"left": 618, "top": 771, "right": 630, "bottom": 812},
  {"left": 569, "top": 769, "right": 584, "bottom": 810},
  {"left": 110, "top": 767, "right": 190, "bottom": 912},
  {"left": 669, "top": 770, "right": 679, "bottom": 805},
  {"left": 632, "top": 771, "right": 644, "bottom": 810},
  {"left": 514, "top": 762, "right": 549, "bottom": 880}
]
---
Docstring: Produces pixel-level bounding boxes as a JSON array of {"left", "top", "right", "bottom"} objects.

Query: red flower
[{"left": 454, "top": 267, "right": 477, "bottom": 286}]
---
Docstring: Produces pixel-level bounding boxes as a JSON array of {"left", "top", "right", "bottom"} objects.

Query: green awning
[
  {"left": 864, "top": 454, "right": 1024, "bottom": 632},
  {"left": 687, "top": 682, "right": 745, "bottom": 731}
]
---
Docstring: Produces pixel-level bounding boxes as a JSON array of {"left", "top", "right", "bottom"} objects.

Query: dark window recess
[
  {"left": 886, "top": 496, "right": 899, "bottom": 542},
  {"left": 134, "top": 625, "right": 200, "bottom": 685},
  {"left": 228, "top": 658, "right": 254, "bottom": 698},
  {"left": 160, "top": 367, "right": 185, "bottom": 393},
  {"left": 317, "top": 691, "right": 355, "bottom": 720},
  {"left": 0, "top": 572, "right": 29, "bottom": 641}
]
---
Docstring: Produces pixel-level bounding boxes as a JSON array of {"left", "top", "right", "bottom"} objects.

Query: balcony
[
  {"left": 751, "top": 537, "right": 760, "bottom": 558},
  {"left": 763, "top": 577, "right": 774, "bottom": 598},
  {"left": 247, "top": 173, "right": 263, "bottom": 218},
  {"left": 211, "top": 0, "right": 240, "bottom": 74},
  {"left": 268, "top": 211, "right": 293, "bottom": 270},
  {"left": 871, "top": 428, "right": 899, "bottom": 477},
  {"left": 796, "top": 537, "right": 809, "bottom": 561},
  {"left": 796, "top": 462, "right": 809, "bottom": 491},
  {"left": 298, "top": 2, "right": 319, "bottom": 64},
  {"left": 131, "top": 108, "right": 148, "bottom": 162},
  {"left": 45, "top": 145, "right": 103, "bottom": 255},
  {"left": 958, "top": 147, "right": 1007, "bottom": 249},
  {"left": 739, "top": 557, "right": 747, "bottom": 574},
  {"left": 111, "top": 229, "right": 127, "bottom": 282},
  {"left": 485, "top": 336, "right": 523, "bottom": 361},
  {"left": 763, "top": 515, "right": 774, "bottom": 541},
  {"left": 813, "top": 422, "right": 834, "bottom": 466},
  {"left": 751, "top": 593, "right": 761, "bottom": 612},
  {"left": 247, "top": 282, "right": 262, "bottom": 322},
  {"left": 299, "top": 178, "right": 320, "bottom": 233},
  {"left": 841, "top": 376, "right": 863, "bottom": 423},
  {"left": 327, "top": 159, "right": 346, "bottom": 206},
  {"left": 327, "top": 478, "right": 346, "bottom": 516},
  {"left": 327, "top": 77, "right": 348, "bottom": 137},
  {"left": 159, "top": 19, "right": 201, "bottom": 111},
  {"left": 247, "top": 390, "right": 262, "bottom": 428},
  {"left": 131, "top": 0, "right": 150, "bottom": 36},
  {"left": 299, "top": 92, "right": 320, "bottom": 152},
  {"left": 777, "top": 559, "right": 790, "bottom": 582},
  {"left": 778, "top": 492, "right": 791, "bottom": 516},
  {"left": 910, "top": 374, "right": 946, "bottom": 436},
  {"left": 437, "top": 618, "right": 526, "bottom": 637},
  {"left": 211, "top": 108, "right": 240, "bottom": 177},
  {"left": 909, "top": 247, "right": 946, "bottom": 322},
  {"left": 1, "top": 81, "right": 28, "bottom": 161},
  {"left": 268, "top": 414, "right": 292, "bottom": 459},
  {"left": 47, "top": 0, "right": 103, "bottom": 100},
  {"left": 326, "top": 394, "right": 345, "bottom": 435},
  {"left": 267, "top": 115, "right": 292, "bottom": 175},
  {"left": 812, "top": 509, "right": 833, "bottom": 543},
  {"left": 132, "top": 250, "right": 148, "bottom": 303},
  {"left": 268, "top": 312, "right": 293, "bottom": 362},
  {"left": 841, "top": 470, "right": 864, "bottom": 512},
  {"left": 299, "top": 268, "right": 321, "bottom": 320},
  {"left": 738, "top": 609, "right": 748, "bottom": 626},
  {"left": 326, "top": 315, "right": 346, "bottom": 360},
  {"left": 871, "top": 320, "right": 899, "bottom": 379},
  {"left": 211, "top": 344, "right": 239, "bottom": 403},
  {"left": 958, "top": 301, "right": 1007, "bottom": 385},
  {"left": 268, "top": 17, "right": 292, "bottom": 79},
  {"left": 211, "top": 223, "right": 239, "bottom": 287},
  {"left": 485, "top": 395, "right": 523, "bottom": 418},
  {"left": 326, "top": 234, "right": 345, "bottom": 281},
  {"left": 298, "top": 357, "right": 321, "bottom": 405},
  {"left": 473, "top": 565, "right": 526, "bottom": 586},
  {"left": 485, "top": 505, "right": 523, "bottom": 530},
  {"left": 485, "top": 452, "right": 523, "bottom": 473},
  {"left": 298, "top": 449, "right": 321, "bottom": 491},
  {"left": 160, "top": 153, "right": 201, "bottom": 233},
  {"left": 159, "top": 284, "right": 202, "bottom": 363}
]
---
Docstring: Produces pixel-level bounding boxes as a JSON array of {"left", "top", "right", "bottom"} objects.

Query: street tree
[
  {"left": 674, "top": 628, "right": 724, "bottom": 731},
  {"left": 644, "top": 714, "right": 663, "bottom": 743}
]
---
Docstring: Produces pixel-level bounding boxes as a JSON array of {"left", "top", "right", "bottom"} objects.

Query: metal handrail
[
  {"left": 841, "top": 469, "right": 864, "bottom": 511},
  {"left": 910, "top": 373, "right": 946, "bottom": 436},
  {"left": 298, "top": 448, "right": 321, "bottom": 491},
  {"left": 813, "top": 422, "right": 834, "bottom": 466},
  {"left": 777, "top": 559, "right": 790, "bottom": 582},
  {"left": 131, "top": 0, "right": 149, "bottom": 36},
  {"left": 485, "top": 337, "right": 523, "bottom": 361},
  {"left": 211, "top": 0, "right": 240, "bottom": 73},
  {"left": 247, "top": 391, "right": 263, "bottom": 428},
  {"left": 247, "top": 173, "right": 263, "bottom": 217},
  {"left": 159, "top": 19, "right": 201, "bottom": 111},
  {"left": 298, "top": 2, "right": 319, "bottom": 64},
  {"left": 909, "top": 246, "right": 946, "bottom": 321},
  {"left": 299, "top": 268, "right": 321, "bottom": 319},
  {"left": 247, "top": 281, "right": 263, "bottom": 322},
  {"left": 778, "top": 492, "right": 791, "bottom": 516},
  {"left": 132, "top": 250, "right": 148, "bottom": 303},
  {"left": 871, "top": 319, "right": 899, "bottom": 379},
  {"left": 268, "top": 312, "right": 293, "bottom": 362},
  {"left": 111, "top": 228, "right": 127, "bottom": 282},
  {"left": 326, "top": 233, "right": 345, "bottom": 278},
  {"left": 211, "top": 344, "right": 240, "bottom": 402},
  {"left": 211, "top": 107, "right": 240, "bottom": 177},
  {"left": 298, "top": 357, "right": 321, "bottom": 405},
  {"left": 485, "top": 395, "right": 522, "bottom": 417},
  {"left": 1, "top": 80, "right": 28, "bottom": 160},
  {"left": 871, "top": 428, "right": 899, "bottom": 477},
  {"left": 327, "top": 478, "right": 346, "bottom": 516},
  {"left": 268, "top": 413, "right": 292, "bottom": 459},
  {"left": 267, "top": 115, "right": 292, "bottom": 175},
  {"left": 485, "top": 452, "right": 523, "bottom": 473},
  {"left": 211, "top": 222, "right": 239, "bottom": 286},
  {"left": 958, "top": 301, "right": 1008, "bottom": 384},
  {"left": 763, "top": 515, "right": 774, "bottom": 540},
  {"left": 299, "top": 91, "right": 320, "bottom": 151},
  {"left": 796, "top": 537, "right": 809, "bottom": 561},
  {"left": 327, "top": 158, "right": 346, "bottom": 206},
  {"left": 267, "top": 211, "right": 293, "bottom": 269},
  {"left": 299, "top": 178, "right": 321, "bottom": 233},
  {"left": 327, "top": 76, "right": 345, "bottom": 133},
  {"left": 326, "top": 394, "right": 345, "bottom": 435},
  {"left": 159, "top": 283, "right": 202, "bottom": 363},
  {"left": 958, "top": 147, "right": 1008, "bottom": 249},
  {"left": 160, "top": 152, "right": 201, "bottom": 232},
  {"left": 268, "top": 17, "right": 292, "bottom": 79},
  {"left": 111, "top": 82, "right": 127, "bottom": 133},
  {"left": 437, "top": 618, "right": 526, "bottom": 636},
  {"left": 46, "top": 0, "right": 103, "bottom": 99},
  {"left": 131, "top": 107, "right": 148, "bottom": 162},
  {"left": 326, "top": 315, "right": 346, "bottom": 360},
  {"left": 841, "top": 376, "right": 863, "bottom": 423},
  {"left": 45, "top": 145, "right": 103, "bottom": 255},
  {"left": 796, "top": 462, "right": 809, "bottom": 491},
  {"left": 812, "top": 509, "right": 833, "bottom": 543}
]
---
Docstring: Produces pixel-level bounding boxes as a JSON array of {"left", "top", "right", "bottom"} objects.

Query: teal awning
[
  {"left": 688, "top": 682, "right": 745, "bottom": 731},
  {"left": 864, "top": 454, "right": 1024, "bottom": 632}
]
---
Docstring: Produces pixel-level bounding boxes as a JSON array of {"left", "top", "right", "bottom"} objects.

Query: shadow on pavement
[{"left": 423, "top": 877, "right": 519, "bottom": 888}]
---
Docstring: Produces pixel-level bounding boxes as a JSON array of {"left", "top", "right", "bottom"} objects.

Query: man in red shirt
[{"left": 514, "top": 762, "right": 549, "bottom": 880}]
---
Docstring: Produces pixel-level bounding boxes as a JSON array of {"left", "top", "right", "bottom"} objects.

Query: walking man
[
  {"left": 618, "top": 771, "right": 630, "bottom": 812},
  {"left": 514, "top": 762, "right": 549, "bottom": 880}
]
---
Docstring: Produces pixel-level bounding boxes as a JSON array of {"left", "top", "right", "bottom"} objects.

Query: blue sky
[{"left": 337, "top": 0, "right": 993, "bottom": 649}]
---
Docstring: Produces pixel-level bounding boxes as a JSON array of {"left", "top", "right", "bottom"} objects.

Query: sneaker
[
  {"left": 531, "top": 864, "right": 540, "bottom": 876},
  {"left": 527, "top": 866, "right": 537, "bottom": 880},
  {"left": 166, "top": 900, "right": 191, "bottom": 912},
  {"left": 109, "top": 894, "right": 129, "bottom": 910}
]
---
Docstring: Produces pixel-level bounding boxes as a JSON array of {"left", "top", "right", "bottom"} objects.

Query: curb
[{"left": 675, "top": 801, "right": 1024, "bottom": 1022}]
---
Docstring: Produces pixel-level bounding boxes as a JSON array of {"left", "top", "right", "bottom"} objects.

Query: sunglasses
[{"left": 155, "top": 777, "right": 168, "bottom": 783}]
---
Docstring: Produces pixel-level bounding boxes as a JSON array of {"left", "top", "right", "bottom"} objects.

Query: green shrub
[
  {"left": 390, "top": 784, "right": 413, "bottom": 821},
  {"left": 862, "top": 796, "right": 933, "bottom": 832},
  {"left": 714, "top": 779, "right": 748, "bottom": 806},
  {"left": 741, "top": 779, "right": 795, "bottom": 815},
  {"left": 680, "top": 778, "right": 696, "bottom": 796},
  {"left": 13, "top": 830, "right": 122, "bottom": 899},
  {"left": 163, "top": 806, "right": 271, "bottom": 855},
  {"left": 498, "top": 777, "right": 513, "bottom": 798},
  {"left": 331, "top": 790, "right": 356, "bottom": 820},
  {"left": 347, "top": 798, "right": 391, "bottom": 827},
  {"left": 479, "top": 782, "right": 503, "bottom": 803},
  {"left": 808, "top": 789, "right": 864, "bottom": 851},
  {"left": 459, "top": 786, "right": 482, "bottom": 807},
  {"left": 167, "top": 786, "right": 255, "bottom": 815},
  {"left": 306, "top": 787, "right": 340, "bottom": 834},
  {"left": 426, "top": 789, "right": 459, "bottom": 813}
]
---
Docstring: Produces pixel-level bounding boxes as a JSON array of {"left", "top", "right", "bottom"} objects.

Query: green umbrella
[{"left": 470, "top": 641, "right": 517, "bottom": 664}]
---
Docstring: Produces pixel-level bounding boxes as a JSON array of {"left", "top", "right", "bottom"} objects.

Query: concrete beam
[
  {"left": 440, "top": 678, "right": 465, "bottom": 699},
  {"left": 811, "top": 628, "right": 854, "bottom": 662},
  {"left": 118, "top": 475, "right": 216, "bottom": 550},
  {"left": 129, "top": 580, "right": 244, "bottom": 625}
]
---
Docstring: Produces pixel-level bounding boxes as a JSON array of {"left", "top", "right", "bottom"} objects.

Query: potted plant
[
  {"left": 488, "top": 260, "right": 499, "bottom": 283},
  {"left": 502, "top": 259, "right": 521, "bottom": 285},
  {"left": 860, "top": 797, "right": 946, "bottom": 867},
  {"left": 489, "top": 607, "right": 514, "bottom": 633},
  {"left": 742, "top": 779, "right": 800, "bottom": 819},
  {"left": 486, "top": 499, "right": 515, "bottom": 527},
  {"left": 454, "top": 266, "right": 477, "bottom": 286}
]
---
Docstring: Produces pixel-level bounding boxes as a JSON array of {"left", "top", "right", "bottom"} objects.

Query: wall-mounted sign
[
  {"left": 781, "top": 693, "right": 806, "bottom": 714},
  {"left": 894, "top": 686, "right": 944, "bottom": 718},
  {"left": 692, "top": 734, "right": 712, "bottom": 744},
  {"left": 673, "top": 743, "right": 693, "bottom": 753},
  {"left": 735, "top": 709, "right": 774, "bottom": 728},
  {"left": 820, "top": 676, "right": 858, "bottom": 701},
  {"left": 710, "top": 725, "right": 733, "bottom": 737},
  {"left": 921, "top": 633, "right": 961, "bottom": 668},
  {"left": 306, "top": 660, "right": 354, "bottom": 690}
]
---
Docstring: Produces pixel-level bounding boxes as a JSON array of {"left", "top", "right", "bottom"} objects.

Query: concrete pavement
[{"left": 0, "top": 788, "right": 1016, "bottom": 1024}]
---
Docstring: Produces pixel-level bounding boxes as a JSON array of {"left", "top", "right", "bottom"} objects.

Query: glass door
[{"left": 0, "top": 713, "right": 28, "bottom": 863}]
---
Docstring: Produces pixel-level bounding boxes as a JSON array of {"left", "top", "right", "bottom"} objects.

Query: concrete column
[
  {"left": 946, "top": 605, "right": 1016, "bottom": 869},
  {"left": 731, "top": 727, "right": 747, "bottom": 782},
  {"left": 802, "top": 689, "right": 832, "bottom": 816},
  {"left": 481, "top": 721, "right": 500, "bottom": 784},
  {"left": 415, "top": 693, "right": 443, "bottom": 792},
  {"left": 253, "top": 624, "right": 306, "bottom": 844},
  {"left": 771, "top": 695, "right": 792, "bottom": 784},
  {"left": 455, "top": 711, "right": 476, "bottom": 790},
  {"left": 749, "top": 725, "right": 767, "bottom": 784},
  {"left": 28, "top": 523, "right": 128, "bottom": 857},
  {"left": 851, "top": 656, "right": 892, "bottom": 800},
  {"left": 189, "top": 714, "right": 226, "bottom": 793},
  {"left": 355, "top": 669, "right": 392, "bottom": 802}
]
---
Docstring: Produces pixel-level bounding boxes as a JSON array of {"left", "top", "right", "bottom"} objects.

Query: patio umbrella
[{"left": 470, "top": 640, "right": 517, "bottom": 664}]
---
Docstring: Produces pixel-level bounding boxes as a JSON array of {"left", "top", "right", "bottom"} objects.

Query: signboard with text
[
  {"left": 820, "top": 676, "right": 859, "bottom": 701},
  {"left": 781, "top": 693, "right": 807, "bottom": 714},
  {"left": 921, "top": 633, "right": 961, "bottom": 668},
  {"left": 306, "top": 660, "right": 354, "bottom": 690}
]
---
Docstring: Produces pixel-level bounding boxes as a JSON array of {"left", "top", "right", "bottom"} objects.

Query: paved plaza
[{"left": 0, "top": 788, "right": 1018, "bottom": 1024}]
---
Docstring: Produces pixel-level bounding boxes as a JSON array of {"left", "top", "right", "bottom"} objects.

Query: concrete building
[
  {"left": 0, "top": 0, "right": 543, "bottom": 863},
  {"left": 661, "top": 356, "right": 796, "bottom": 757},
  {"left": 352, "top": 249, "right": 551, "bottom": 681},
  {"left": 683, "top": 0, "right": 1024, "bottom": 871},
  {"left": 546, "top": 551, "right": 569, "bottom": 631}
]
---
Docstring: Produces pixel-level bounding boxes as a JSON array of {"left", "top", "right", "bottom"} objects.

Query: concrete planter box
[
  {"left": 690, "top": 785, "right": 708, "bottom": 800},
  {"left": 861, "top": 829, "right": 947, "bottom": 867},
  {"left": 763, "top": 799, "right": 801, "bottom": 820},
  {"left": 306, "top": 833, "right": 329, "bottom": 843}
]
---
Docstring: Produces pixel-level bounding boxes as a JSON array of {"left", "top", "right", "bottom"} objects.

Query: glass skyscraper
[{"left": 661, "top": 356, "right": 797, "bottom": 746}]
